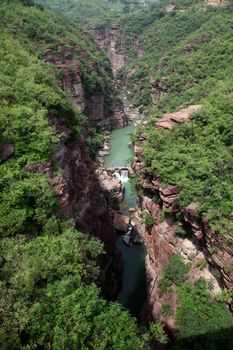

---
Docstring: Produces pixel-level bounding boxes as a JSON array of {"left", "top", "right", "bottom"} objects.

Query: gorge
[{"left": 1, "top": 1, "right": 233, "bottom": 350}]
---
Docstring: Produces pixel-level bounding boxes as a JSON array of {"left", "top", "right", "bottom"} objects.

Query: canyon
[
  {"left": 3, "top": 1, "right": 233, "bottom": 349},
  {"left": 47, "top": 21, "right": 233, "bottom": 330}
]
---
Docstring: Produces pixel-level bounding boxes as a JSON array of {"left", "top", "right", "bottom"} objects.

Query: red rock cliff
[
  {"left": 44, "top": 43, "right": 111, "bottom": 130},
  {"left": 133, "top": 107, "right": 233, "bottom": 328}
]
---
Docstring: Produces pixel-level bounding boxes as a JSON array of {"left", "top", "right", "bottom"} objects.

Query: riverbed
[{"left": 104, "top": 124, "right": 147, "bottom": 317}]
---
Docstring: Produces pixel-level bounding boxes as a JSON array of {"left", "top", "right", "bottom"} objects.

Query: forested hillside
[
  {"left": 119, "top": 1, "right": 233, "bottom": 231},
  {"left": 34, "top": 0, "right": 150, "bottom": 26},
  {"left": 1, "top": 0, "right": 233, "bottom": 349},
  {"left": 0, "top": 1, "right": 151, "bottom": 349}
]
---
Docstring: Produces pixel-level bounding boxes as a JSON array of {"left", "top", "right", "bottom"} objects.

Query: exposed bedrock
[
  {"left": 132, "top": 106, "right": 233, "bottom": 328},
  {"left": 44, "top": 43, "right": 111, "bottom": 130},
  {"left": 26, "top": 113, "right": 122, "bottom": 299}
]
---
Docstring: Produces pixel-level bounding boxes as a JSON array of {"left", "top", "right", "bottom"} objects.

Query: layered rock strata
[
  {"left": 44, "top": 43, "right": 111, "bottom": 130},
  {"left": 133, "top": 105, "right": 233, "bottom": 327}
]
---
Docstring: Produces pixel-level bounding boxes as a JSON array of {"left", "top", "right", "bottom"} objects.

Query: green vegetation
[
  {"left": 175, "top": 279, "right": 233, "bottom": 350},
  {"left": 174, "top": 225, "right": 187, "bottom": 237},
  {"left": 115, "top": 1, "right": 233, "bottom": 239},
  {"left": 87, "top": 127, "right": 104, "bottom": 159},
  {"left": 0, "top": 1, "right": 153, "bottom": 349},
  {"left": 0, "top": 0, "right": 113, "bottom": 103},
  {"left": 158, "top": 254, "right": 190, "bottom": 295},
  {"left": 158, "top": 256, "right": 233, "bottom": 350},
  {"left": 150, "top": 322, "right": 168, "bottom": 345},
  {"left": 2, "top": 0, "right": 233, "bottom": 348},
  {"left": 196, "top": 258, "right": 207, "bottom": 270},
  {"left": 161, "top": 302, "right": 173, "bottom": 317},
  {"left": 34, "top": 0, "right": 148, "bottom": 27},
  {"left": 143, "top": 211, "right": 154, "bottom": 228}
]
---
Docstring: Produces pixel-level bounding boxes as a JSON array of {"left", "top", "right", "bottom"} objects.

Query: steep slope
[
  {"left": 1, "top": 0, "right": 233, "bottom": 349},
  {"left": 56, "top": 0, "right": 233, "bottom": 345},
  {"left": 0, "top": 1, "right": 153, "bottom": 349},
  {"left": 118, "top": 0, "right": 233, "bottom": 347}
]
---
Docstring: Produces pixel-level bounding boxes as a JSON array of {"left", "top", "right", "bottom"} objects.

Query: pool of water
[{"left": 104, "top": 124, "right": 147, "bottom": 317}]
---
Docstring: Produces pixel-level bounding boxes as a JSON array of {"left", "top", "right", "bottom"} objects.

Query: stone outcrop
[
  {"left": 156, "top": 105, "right": 202, "bottom": 130},
  {"left": 150, "top": 78, "right": 168, "bottom": 105},
  {"left": 25, "top": 115, "right": 122, "bottom": 299},
  {"left": 0, "top": 143, "right": 14, "bottom": 161},
  {"left": 45, "top": 45, "right": 85, "bottom": 112},
  {"left": 92, "top": 27, "right": 144, "bottom": 75},
  {"left": 113, "top": 213, "right": 130, "bottom": 232},
  {"left": 99, "top": 176, "right": 124, "bottom": 204},
  {"left": 203, "top": 0, "right": 226, "bottom": 5},
  {"left": 93, "top": 27, "right": 126, "bottom": 74}
]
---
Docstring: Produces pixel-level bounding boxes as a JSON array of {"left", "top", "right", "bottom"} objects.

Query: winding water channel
[{"left": 104, "top": 124, "right": 147, "bottom": 317}]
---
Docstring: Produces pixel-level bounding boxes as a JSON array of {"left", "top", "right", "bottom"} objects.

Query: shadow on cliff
[{"left": 166, "top": 326, "right": 233, "bottom": 350}]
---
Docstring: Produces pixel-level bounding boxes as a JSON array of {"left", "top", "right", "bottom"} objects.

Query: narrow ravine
[{"left": 104, "top": 124, "right": 147, "bottom": 317}]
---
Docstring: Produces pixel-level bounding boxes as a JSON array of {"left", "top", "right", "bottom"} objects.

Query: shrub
[
  {"left": 161, "top": 302, "right": 173, "bottom": 317},
  {"left": 143, "top": 211, "right": 154, "bottom": 228},
  {"left": 196, "top": 258, "right": 207, "bottom": 270},
  {"left": 174, "top": 225, "right": 187, "bottom": 237},
  {"left": 158, "top": 254, "right": 190, "bottom": 295},
  {"left": 150, "top": 322, "right": 168, "bottom": 345}
]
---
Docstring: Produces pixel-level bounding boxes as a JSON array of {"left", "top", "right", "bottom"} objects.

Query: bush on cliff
[{"left": 158, "top": 254, "right": 190, "bottom": 295}]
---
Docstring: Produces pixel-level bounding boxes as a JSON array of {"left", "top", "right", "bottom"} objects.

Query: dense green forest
[{"left": 34, "top": 0, "right": 151, "bottom": 26}]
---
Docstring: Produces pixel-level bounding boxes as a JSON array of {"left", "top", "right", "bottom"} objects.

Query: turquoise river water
[{"left": 104, "top": 124, "right": 147, "bottom": 317}]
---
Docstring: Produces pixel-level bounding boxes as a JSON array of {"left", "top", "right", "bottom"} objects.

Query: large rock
[
  {"left": 156, "top": 105, "right": 202, "bottom": 130},
  {"left": 181, "top": 239, "right": 198, "bottom": 261},
  {"left": 45, "top": 47, "right": 85, "bottom": 112},
  {"left": 100, "top": 177, "right": 124, "bottom": 202},
  {"left": 113, "top": 213, "right": 130, "bottom": 232},
  {"left": 159, "top": 185, "right": 180, "bottom": 210},
  {"left": 0, "top": 143, "right": 14, "bottom": 161},
  {"left": 44, "top": 44, "right": 110, "bottom": 130}
]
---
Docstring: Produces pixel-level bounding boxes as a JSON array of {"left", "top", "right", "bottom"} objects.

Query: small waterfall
[
  {"left": 113, "top": 171, "right": 121, "bottom": 180},
  {"left": 120, "top": 169, "right": 129, "bottom": 183},
  {"left": 112, "top": 169, "right": 129, "bottom": 183}
]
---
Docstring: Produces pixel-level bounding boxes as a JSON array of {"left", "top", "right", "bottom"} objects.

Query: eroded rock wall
[
  {"left": 93, "top": 27, "right": 127, "bottom": 74},
  {"left": 44, "top": 43, "right": 111, "bottom": 130},
  {"left": 132, "top": 107, "right": 233, "bottom": 327}
]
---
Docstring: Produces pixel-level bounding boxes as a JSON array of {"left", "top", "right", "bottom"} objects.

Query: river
[{"left": 104, "top": 124, "right": 147, "bottom": 317}]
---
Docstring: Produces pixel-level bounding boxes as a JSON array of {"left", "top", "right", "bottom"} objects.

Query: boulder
[
  {"left": 160, "top": 185, "right": 179, "bottom": 197},
  {"left": 0, "top": 143, "right": 14, "bottom": 161},
  {"left": 181, "top": 239, "right": 198, "bottom": 260},
  {"left": 113, "top": 213, "right": 130, "bottom": 232},
  {"left": 156, "top": 105, "right": 202, "bottom": 130},
  {"left": 100, "top": 177, "right": 123, "bottom": 202}
]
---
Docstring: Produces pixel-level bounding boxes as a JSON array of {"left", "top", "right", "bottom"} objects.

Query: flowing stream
[{"left": 104, "top": 124, "right": 147, "bottom": 317}]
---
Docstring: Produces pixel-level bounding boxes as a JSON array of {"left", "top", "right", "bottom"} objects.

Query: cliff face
[
  {"left": 54, "top": 131, "right": 122, "bottom": 299},
  {"left": 44, "top": 43, "right": 111, "bottom": 130},
  {"left": 26, "top": 115, "right": 121, "bottom": 298},
  {"left": 93, "top": 27, "right": 127, "bottom": 74},
  {"left": 133, "top": 107, "right": 233, "bottom": 328},
  {"left": 43, "top": 43, "right": 123, "bottom": 297},
  {"left": 92, "top": 27, "right": 145, "bottom": 75}
]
